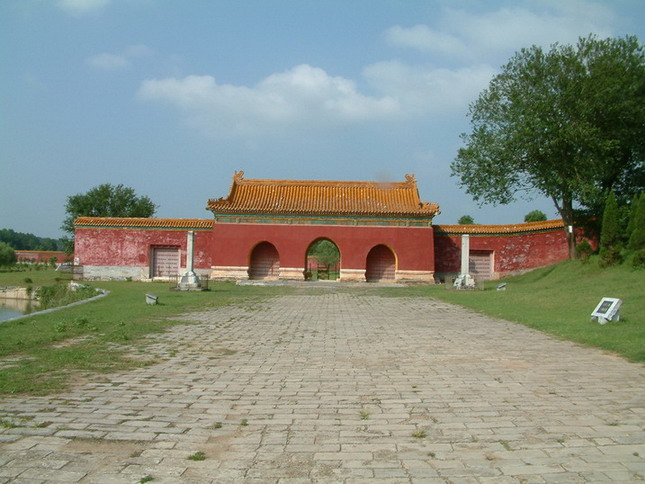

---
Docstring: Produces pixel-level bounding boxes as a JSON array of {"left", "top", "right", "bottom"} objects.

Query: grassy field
[
  {"left": 0, "top": 258, "right": 643, "bottom": 395},
  {"left": 0, "top": 271, "right": 293, "bottom": 395},
  {"left": 372, "top": 257, "right": 645, "bottom": 363}
]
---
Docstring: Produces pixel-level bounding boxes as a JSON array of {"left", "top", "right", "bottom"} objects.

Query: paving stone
[{"left": 0, "top": 292, "right": 643, "bottom": 482}]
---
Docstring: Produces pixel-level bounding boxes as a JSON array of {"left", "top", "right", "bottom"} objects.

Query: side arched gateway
[
  {"left": 249, "top": 242, "right": 280, "bottom": 279},
  {"left": 365, "top": 244, "right": 396, "bottom": 282}
]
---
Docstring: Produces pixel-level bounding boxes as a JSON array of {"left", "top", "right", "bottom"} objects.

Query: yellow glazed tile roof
[
  {"left": 74, "top": 217, "right": 213, "bottom": 229},
  {"left": 435, "top": 219, "right": 565, "bottom": 235},
  {"left": 207, "top": 171, "right": 440, "bottom": 218}
]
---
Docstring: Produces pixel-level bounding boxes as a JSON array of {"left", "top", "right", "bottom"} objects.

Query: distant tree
[
  {"left": 308, "top": 240, "right": 340, "bottom": 270},
  {"left": 0, "top": 242, "right": 17, "bottom": 267},
  {"left": 599, "top": 192, "right": 622, "bottom": 266},
  {"left": 457, "top": 215, "right": 475, "bottom": 225},
  {"left": 628, "top": 193, "right": 645, "bottom": 250},
  {"left": 524, "top": 210, "right": 547, "bottom": 223},
  {"left": 62, "top": 184, "right": 157, "bottom": 249},
  {"left": 0, "top": 228, "right": 64, "bottom": 251},
  {"left": 452, "top": 35, "right": 645, "bottom": 259}
]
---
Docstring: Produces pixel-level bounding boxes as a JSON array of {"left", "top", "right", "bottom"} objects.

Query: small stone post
[
  {"left": 179, "top": 231, "right": 201, "bottom": 289},
  {"left": 454, "top": 234, "right": 475, "bottom": 289}
]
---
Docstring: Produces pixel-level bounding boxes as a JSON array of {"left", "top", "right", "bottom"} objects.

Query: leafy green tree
[
  {"left": 524, "top": 210, "right": 547, "bottom": 223},
  {"left": 452, "top": 35, "right": 645, "bottom": 259},
  {"left": 457, "top": 215, "right": 475, "bottom": 225},
  {"left": 0, "top": 241, "right": 17, "bottom": 267},
  {"left": 628, "top": 193, "right": 645, "bottom": 250},
  {"left": 308, "top": 239, "right": 340, "bottom": 270},
  {"left": 599, "top": 192, "right": 622, "bottom": 266},
  {"left": 62, "top": 184, "right": 157, "bottom": 250}
]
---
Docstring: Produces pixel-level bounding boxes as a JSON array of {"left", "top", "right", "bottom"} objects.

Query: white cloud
[
  {"left": 386, "top": 1, "right": 616, "bottom": 62},
  {"left": 363, "top": 61, "right": 496, "bottom": 115},
  {"left": 86, "top": 44, "right": 153, "bottom": 71},
  {"left": 86, "top": 53, "right": 129, "bottom": 70},
  {"left": 57, "top": 0, "right": 110, "bottom": 16},
  {"left": 138, "top": 64, "right": 402, "bottom": 136}
]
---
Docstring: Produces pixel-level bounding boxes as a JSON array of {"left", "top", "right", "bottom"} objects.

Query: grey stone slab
[{"left": 0, "top": 292, "right": 643, "bottom": 482}]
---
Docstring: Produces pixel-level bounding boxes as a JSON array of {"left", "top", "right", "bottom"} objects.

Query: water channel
[{"left": 0, "top": 298, "right": 39, "bottom": 322}]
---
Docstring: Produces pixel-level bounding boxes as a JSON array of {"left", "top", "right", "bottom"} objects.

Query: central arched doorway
[
  {"left": 249, "top": 242, "right": 280, "bottom": 279},
  {"left": 305, "top": 239, "right": 340, "bottom": 280},
  {"left": 365, "top": 244, "right": 396, "bottom": 282}
]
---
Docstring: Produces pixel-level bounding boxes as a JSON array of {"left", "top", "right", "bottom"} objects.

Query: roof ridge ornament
[
  {"left": 404, "top": 173, "right": 416, "bottom": 185},
  {"left": 233, "top": 170, "right": 245, "bottom": 183}
]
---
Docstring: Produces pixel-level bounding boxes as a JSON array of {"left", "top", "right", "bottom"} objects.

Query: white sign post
[{"left": 591, "top": 297, "right": 622, "bottom": 324}]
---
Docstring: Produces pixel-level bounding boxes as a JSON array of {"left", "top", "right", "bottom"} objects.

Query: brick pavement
[{"left": 1, "top": 291, "right": 644, "bottom": 483}]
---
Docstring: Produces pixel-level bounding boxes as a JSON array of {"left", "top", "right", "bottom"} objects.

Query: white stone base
[
  {"left": 210, "top": 266, "right": 249, "bottom": 280},
  {"left": 279, "top": 267, "right": 305, "bottom": 280},
  {"left": 395, "top": 270, "right": 435, "bottom": 284},
  {"left": 340, "top": 268, "right": 365, "bottom": 282},
  {"left": 79, "top": 265, "right": 149, "bottom": 281}
]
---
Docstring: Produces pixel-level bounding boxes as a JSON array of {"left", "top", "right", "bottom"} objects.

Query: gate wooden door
[
  {"left": 249, "top": 242, "right": 280, "bottom": 279},
  {"left": 151, "top": 247, "right": 180, "bottom": 278},
  {"left": 365, "top": 245, "right": 396, "bottom": 282},
  {"left": 469, "top": 250, "right": 493, "bottom": 280}
]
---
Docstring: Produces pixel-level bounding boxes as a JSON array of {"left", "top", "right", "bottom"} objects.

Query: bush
[
  {"left": 628, "top": 193, "right": 645, "bottom": 250},
  {"left": 599, "top": 192, "right": 622, "bottom": 267},
  {"left": 0, "top": 242, "right": 17, "bottom": 267},
  {"left": 633, "top": 249, "right": 645, "bottom": 269},
  {"left": 458, "top": 215, "right": 475, "bottom": 225},
  {"left": 576, "top": 239, "right": 593, "bottom": 262}
]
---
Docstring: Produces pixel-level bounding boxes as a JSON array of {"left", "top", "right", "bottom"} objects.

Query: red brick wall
[
  {"left": 74, "top": 228, "right": 213, "bottom": 269},
  {"left": 433, "top": 228, "right": 569, "bottom": 278},
  {"left": 212, "top": 223, "right": 435, "bottom": 272},
  {"left": 15, "top": 251, "right": 69, "bottom": 264}
]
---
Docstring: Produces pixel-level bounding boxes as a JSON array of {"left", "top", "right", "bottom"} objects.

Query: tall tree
[
  {"left": 524, "top": 210, "right": 547, "bottom": 223},
  {"left": 62, "top": 184, "right": 157, "bottom": 248},
  {"left": 452, "top": 35, "right": 645, "bottom": 259},
  {"left": 0, "top": 242, "right": 17, "bottom": 267}
]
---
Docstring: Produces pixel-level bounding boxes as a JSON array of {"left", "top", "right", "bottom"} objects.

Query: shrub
[
  {"left": 599, "top": 192, "right": 622, "bottom": 267},
  {"left": 0, "top": 242, "right": 17, "bottom": 267},
  {"left": 458, "top": 215, "right": 475, "bottom": 225},
  {"left": 628, "top": 193, "right": 645, "bottom": 250},
  {"left": 576, "top": 239, "right": 593, "bottom": 262},
  {"left": 633, "top": 249, "right": 645, "bottom": 269}
]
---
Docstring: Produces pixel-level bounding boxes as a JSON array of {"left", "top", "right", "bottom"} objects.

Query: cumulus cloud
[
  {"left": 86, "top": 53, "right": 129, "bottom": 70},
  {"left": 385, "top": 1, "right": 616, "bottom": 62},
  {"left": 363, "top": 61, "right": 496, "bottom": 115},
  {"left": 86, "top": 44, "right": 153, "bottom": 71},
  {"left": 138, "top": 64, "right": 402, "bottom": 136},
  {"left": 57, "top": 0, "right": 110, "bottom": 16}
]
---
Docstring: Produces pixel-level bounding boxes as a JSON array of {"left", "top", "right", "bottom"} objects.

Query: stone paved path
[{"left": 1, "top": 292, "right": 644, "bottom": 483}]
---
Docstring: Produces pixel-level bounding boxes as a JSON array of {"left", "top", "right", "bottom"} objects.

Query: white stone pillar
[
  {"left": 186, "top": 231, "right": 195, "bottom": 274},
  {"left": 460, "top": 234, "right": 470, "bottom": 275},
  {"left": 179, "top": 230, "right": 201, "bottom": 288}
]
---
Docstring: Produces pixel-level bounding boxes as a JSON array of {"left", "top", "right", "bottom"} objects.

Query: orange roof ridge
[
  {"left": 435, "top": 219, "right": 564, "bottom": 234},
  {"left": 74, "top": 217, "right": 213, "bottom": 229},
  {"left": 208, "top": 171, "right": 440, "bottom": 218}
]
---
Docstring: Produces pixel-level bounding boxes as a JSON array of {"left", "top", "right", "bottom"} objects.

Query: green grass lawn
[{"left": 0, "top": 270, "right": 293, "bottom": 395}]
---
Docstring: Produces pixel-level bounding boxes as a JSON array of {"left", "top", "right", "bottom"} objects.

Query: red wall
[
  {"left": 74, "top": 228, "right": 214, "bottom": 269},
  {"left": 434, "top": 229, "right": 569, "bottom": 275},
  {"left": 211, "top": 223, "right": 435, "bottom": 271},
  {"left": 15, "top": 251, "right": 69, "bottom": 264}
]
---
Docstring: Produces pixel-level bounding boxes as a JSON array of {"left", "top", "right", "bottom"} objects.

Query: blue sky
[{"left": 2, "top": 0, "right": 644, "bottom": 238}]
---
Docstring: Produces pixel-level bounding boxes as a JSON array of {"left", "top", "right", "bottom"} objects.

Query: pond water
[{"left": 0, "top": 299, "right": 39, "bottom": 322}]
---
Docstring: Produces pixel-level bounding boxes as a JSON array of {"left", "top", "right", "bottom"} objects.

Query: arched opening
[
  {"left": 305, "top": 239, "right": 340, "bottom": 281},
  {"left": 248, "top": 242, "right": 280, "bottom": 279},
  {"left": 365, "top": 244, "right": 396, "bottom": 282}
]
